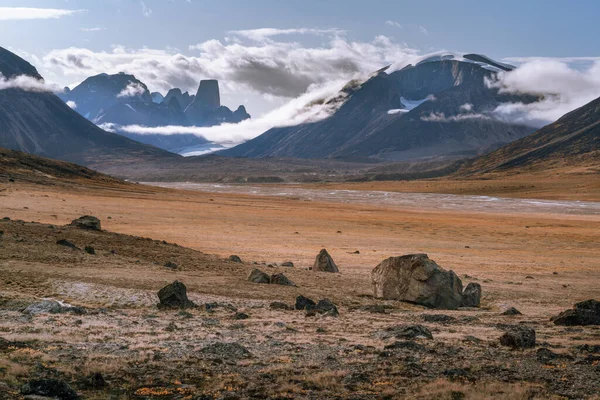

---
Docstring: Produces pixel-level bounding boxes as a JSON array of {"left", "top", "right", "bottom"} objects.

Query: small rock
[
  {"left": 316, "top": 327, "right": 327, "bottom": 333},
  {"left": 313, "top": 249, "right": 339, "bottom": 273},
  {"left": 281, "top": 261, "right": 294, "bottom": 268},
  {"left": 23, "top": 300, "right": 85, "bottom": 315},
  {"left": 384, "top": 340, "right": 426, "bottom": 351},
  {"left": 84, "top": 246, "right": 95, "bottom": 255},
  {"left": 499, "top": 326, "right": 536, "bottom": 349},
  {"left": 234, "top": 312, "right": 250, "bottom": 320},
  {"left": 248, "top": 269, "right": 271, "bottom": 284},
  {"left": 359, "top": 304, "right": 391, "bottom": 314},
  {"left": 157, "top": 281, "right": 195, "bottom": 309},
  {"left": 56, "top": 239, "right": 79, "bottom": 251},
  {"left": 307, "top": 299, "right": 339, "bottom": 317},
  {"left": 269, "top": 302, "right": 292, "bottom": 310},
  {"left": 390, "top": 325, "right": 433, "bottom": 340},
  {"left": 228, "top": 255, "right": 243, "bottom": 263},
  {"left": 70, "top": 215, "right": 101, "bottom": 231},
  {"left": 421, "top": 314, "right": 456, "bottom": 323},
  {"left": 164, "top": 261, "right": 178, "bottom": 269},
  {"left": 461, "top": 282, "right": 482, "bottom": 308},
  {"left": 270, "top": 273, "right": 296, "bottom": 286},
  {"left": 295, "top": 295, "right": 316, "bottom": 311},
  {"left": 21, "top": 379, "right": 80, "bottom": 400},
  {"left": 200, "top": 342, "right": 251, "bottom": 360},
  {"left": 536, "top": 348, "right": 560, "bottom": 363},
  {"left": 525, "top": 276, "right": 534, "bottom": 279},
  {"left": 165, "top": 322, "right": 179, "bottom": 332},
  {"left": 502, "top": 307, "right": 522, "bottom": 316}
]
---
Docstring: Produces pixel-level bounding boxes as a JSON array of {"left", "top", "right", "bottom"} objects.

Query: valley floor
[{"left": 1, "top": 180, "right": 599, "bottom": 399}]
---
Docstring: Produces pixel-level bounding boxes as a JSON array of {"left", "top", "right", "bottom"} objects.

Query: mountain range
[
  {"left": 0, "top": 46, "right": 177, "bottom": 166},
  {"left": 221, "top": 54, "right": 536, "bottom": 161}
]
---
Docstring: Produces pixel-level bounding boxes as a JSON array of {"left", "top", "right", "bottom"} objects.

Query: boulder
[
  {"left": 307, "top": 299, "right": 339, "bottom": 317},
  {"left": 228, "top": 255, "right": 243, "bottom": 263},
  {"left": 70, "top": 215, "right": 101, "bottom": 231},
  {"left": 552, "top": 299, "right": 600, "bottom": 326},
  {"left": 371, "top": 254, "right": 463, "bottom": 309},
  {"left": 313, "top": 249, "right": 339, "bottom": 273},
  {"left": 502, "top": 307, "right": 522, "bottom": 316},
  {"left": 157, "top": 281, "right": 195, "bottom": 309},
  {"left": 21, "top": 379, "right": 80, "bottom": 400},
  {"left": 295, "top": 295, "right": 316, "bottom": 311},
  {"left": 499, "top": 326, "right": 536, "bottom": 349},
  {"left": 270, "top": 273, "right": 296, "bottom": 287},
  {"left": 248, "top": 269, "right": 271, "bottom": 284},
  {"left": 461, "top": 282, "right": 481, "bottom": 307}
]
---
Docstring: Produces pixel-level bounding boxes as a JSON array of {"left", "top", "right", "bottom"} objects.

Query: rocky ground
[{"left": 1, "top": 216, "right": 599, "bottom": 399}]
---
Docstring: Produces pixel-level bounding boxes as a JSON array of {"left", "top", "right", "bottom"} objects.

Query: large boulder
[
  {"left": 461, "top": 282, "right": 482, "bottom": 307},
  {"left": 499, "top": 326, "right": 536, "bottom": 349},
  {"left": 248, "top": 269, "right": 271, "bottom": 284},
  {"left": 371, "top": 254, "right": 463, "bottom": 310},
  {"left": 70, "top": 215, "right": 101, "bottom": 231},
  {"left": 313, "top": 249, "right": 339, "bottom": 273},
  {"left": 552, "top": 299, "right": 600, "bottom": 326},
  {"left": 157, "top": 281, "right": 195, "bottom": 309}
]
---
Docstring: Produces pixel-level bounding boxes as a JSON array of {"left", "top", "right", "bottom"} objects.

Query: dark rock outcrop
[
  {"left": 248, "top": 269, "right": 271, "bottom": 284},
  {"left": 200, "top": 342, "right": 251, "bottom": 360},
  {"left": 502, "top": 307, "right": 522, "bottom": 316},
  {"left": 157, "top": 281, "right": 195, "bottom": 309},
  {"left": 295, "top": 295, "right": 316, "bottom": 311},
  {"left": 371, "top": 254, "right": 463, "bottom": 309},
  {"left": 499, "top": 326, "right": 536, "bottom": 349},
  {"left": 552, "top": 299, "right": 600, "bottom": 326},
  {"left": 461, "top": 282, "right": 482, "bottom": 307},
  {"left": 307, "top": 299, "right": 339, "bottom": 317},
  {"left": 21, "top": 379, "right": 80, "bottom": 400},
  {"left": 313, "top": 249, "right": 339, "bottom": 273},
  {"left": 383, "top": 325, "right": 433, "bottom": 340},
  {"left": 70, "top": 215, "right": 101, "bottom": 231},
  {"left": 56, "top": 239, "right": 80, "bottom": 250},
  {"left": 228, "top": 255, "right": 243, "bottom": 263}
]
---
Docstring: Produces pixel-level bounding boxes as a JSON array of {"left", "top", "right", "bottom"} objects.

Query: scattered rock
[
  {"left": 82, "top": 373, "right": 106, "bottom": 390},
  {"left": 295, "top": 295, "right": 316, "bottom": 311},
  {"left": 552, "top": 299, "right": 600, "bottom": 326},
  {"left": 525, "top": 276, "right": 534, "bottom": 279},
  {"left": 389, "top": 325, "right": 433, "bottom": 340},
  {"left": 70, "top": 215, "right": 101, "bottom": 231},
  {"left": 371, "top": 254, "right": 463, "bottom": 309},
  {"left": 234, "top": 312, "right": 250, "bottom": 320},
  {"left": 536, "top": 348, "right": 561, "bottom": 363},
  {"left": 281, "top": 261, "right": 294, "bottom": 268},
  {"left": 316, "top": 327, "right": 327, "bottom": 333},
  {"left": 499, "top": 326, "right": 536, "bottom": 349},
  {"left": 205, "top": 302, "right": 237, "bottom": 312},
  {"left": 270, "top": 273, "right": 296, "bottom": 286},
  {"left": 23, "top": 300, "right": 85, "bottom": 315},
  {"left": 21, "top": 379, "right": 80, "bottom": 400},
  {"left": 358, "top": 304, "right": 391, "bottom": 314},
  {"left": 228, "top": 255, "right": 243, "bottom": 263},
  {"left": 352, "top": 250, "right": 360, "bottom": 254},
  {"left": 248, "top": 269, "right": 271, "bottom": 284},
  {"left": 384, "top": 340, "right": 426, "bottom": 351},
  {"left": 157, "top": 281, "right": 195, "bottom": 309},
  {"left": 270, "top": 302, "right": 292, "bottom": 310},
  {"left": 307, "top": 299, "right": 339, "bottom": 317},
  {"left": 56, "top": 239, "right": 80, "bottom": 251},
  {"left": 200, "top": 342, "right": 251, "bottom": 359},
  {"left": 502, "top": 307, "right": 522, "bottom": 316},
  {"left": 164, "top": 261, "right": 178, "bottom": 269},
  {"left": 421, "top": 314, "right": 456, "bottom": 323},
  {"left": 165, "top": 322, "right": 179, "bottom": 332},
  {"left": 342, "top": 372, "right": 371, "bottom": 390},
  {"left": 460, "top": 282, "right": 481, "bottom": 308},
  {"left": 84, "top": 246, "right": 95, "bottom": 255},
  {"left": 313, "top": 249, "right": 339, "bottom": 273}
]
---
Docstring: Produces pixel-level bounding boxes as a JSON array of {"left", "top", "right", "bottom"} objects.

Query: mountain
[
  {"left": 163, "top": 88, "right": 194, "bottom": 110},
  {"left": 0, "top": 47, "right": 176, "bottom": 166},
  {"left": 462, "top": 96, "right": 600, "bottom": 174},
  {"left": 184, "top": 79, "right": 251, "bottom": 126},
  {"left": 221, "top": 53, "right": 535, "bottom": 161},
  {"left": 151, "top": 92, "right": 164, "bottom": 104}
]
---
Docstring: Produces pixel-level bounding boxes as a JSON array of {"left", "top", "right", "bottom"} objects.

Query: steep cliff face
[
  {"left": 184, "top": 80, "right": 250, "bottom": 126},
  {"left": 221, "top": 54, "right": 534, "bottom": 161},
  {"left": 193, "top": 79, "right": 221, "bottom": 110}
]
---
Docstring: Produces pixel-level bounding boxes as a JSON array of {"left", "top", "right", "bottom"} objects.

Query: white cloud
[
  {"left": 385, "top": 20, "right": 402, "bottom": 28},
  {"left": 459, "top": 103, "right": 473, "bottom": 112},
  {"left": 99, "top": 78, "right": 352, "bottom": 146},
  {"left": 0, "top": 7, "right": 83, "bottom": 21},
  {"left": 117, "top": 82, "right": 146, "bottom": 98},
  {"left": 0, "top": 73, "right": 61, "bottom": 93},
  {"left": 42, "top": 34, "right": 419, "bottom": 100},
  {"left": 228, "top": 28, "right": 346, "bottom": 41},
  {"left": 66, "top": 100, "right": 77, "bottom": 109},
  {"left": 140, "top": 1, "right": 152, "bottom": 17},
  {"left": 419, "top": 26, "right": 429, "bottom": 35},
  {"left": 421, "top": 112, "right": 490, "bottom": 122},
  {"left": 81, "top": 27, "right": 105, "bottom": 32},
  {"left": 486, "top": 59, "right": 600, "bottom": 126}
]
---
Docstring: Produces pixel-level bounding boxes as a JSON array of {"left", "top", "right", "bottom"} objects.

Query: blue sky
[{"left": 1, "top": 0, "right": 599, "bottom": 143}]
